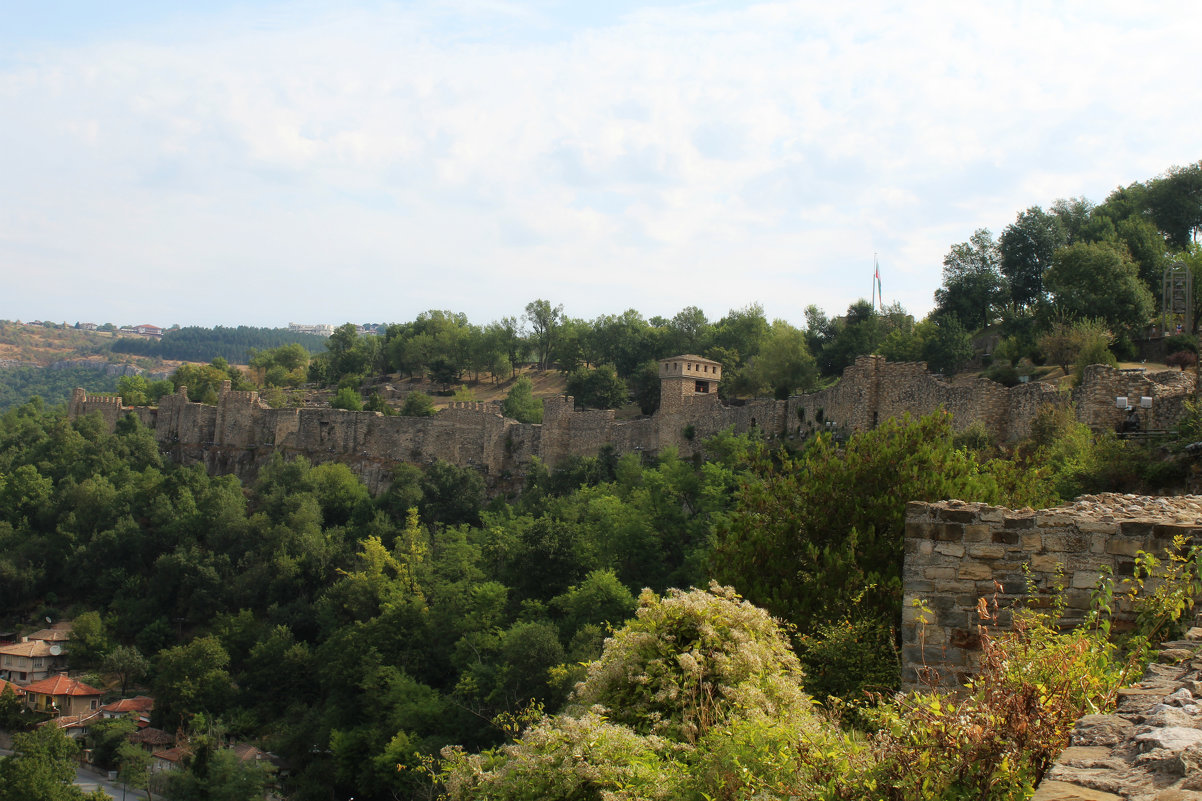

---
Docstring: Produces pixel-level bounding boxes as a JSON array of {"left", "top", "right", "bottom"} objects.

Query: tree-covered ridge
[
  {"left": 305, "top": 160, "right": 1202, "bottom": 408},
  {"left": 0, "top": 366, "right": 121, "bottom": 412},
  {"left": 110, "top": 325, "right": 328, "bottom": 364},
  {"left": 928, "top": 162, "right": 1202, "bottom": 379}
]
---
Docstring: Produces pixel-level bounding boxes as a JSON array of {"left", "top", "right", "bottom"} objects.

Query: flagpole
[{"left": 873, "top": 253, "right": 881, "bottom": 311}]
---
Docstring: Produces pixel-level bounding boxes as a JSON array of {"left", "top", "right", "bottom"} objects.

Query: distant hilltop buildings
[
  {"left": 288, "top": 322, "right": 335, "bottom": 337},
  {"left": 22, "top": 320, "right": 166, "bottom": 337},
  {"left": 288, "top": 322, "right": 382, "bottom": 337},
  {"left": 17, "top": 319, "right": 374, "bottom": 339}
]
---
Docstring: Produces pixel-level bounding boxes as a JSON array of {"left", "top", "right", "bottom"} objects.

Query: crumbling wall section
[
  {"left": 1073, "top": 365, "right": 1196, "bottom": 433},
  {"left": 902, "top": 496, "right": 1202, "bottom": 688}
]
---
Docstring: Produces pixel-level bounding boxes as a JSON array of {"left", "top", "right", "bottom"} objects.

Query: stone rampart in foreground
[{"left": 903, "top": 495, "right": 1202, "bottom": 688}]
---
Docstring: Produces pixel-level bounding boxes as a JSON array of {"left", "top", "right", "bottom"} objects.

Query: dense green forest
[
  {"left": 0, "top": 366, "right": 120, "bottom": 412},
  {"left": 0, "top": 387, "right": 1196, "bottom": 798},
  {"left": 110, "top": 326, "right": 328, "bottom": 364}
]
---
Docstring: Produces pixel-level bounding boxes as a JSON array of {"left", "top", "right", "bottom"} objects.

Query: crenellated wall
[{"left": 69, "top": 357, "right": 1201, "bottom": 492}]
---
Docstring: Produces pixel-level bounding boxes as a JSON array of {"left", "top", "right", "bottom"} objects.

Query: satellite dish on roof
[
  {"left": 45, "top": 616, "right": 52, "bottom": 624},
  {"left": 49, "top": 644, "right": 62, "bottom": 656}
]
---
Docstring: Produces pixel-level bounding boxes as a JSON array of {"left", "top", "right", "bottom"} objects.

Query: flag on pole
[{"left": 873, "top": 256, "right": 882, "bottom": 310}]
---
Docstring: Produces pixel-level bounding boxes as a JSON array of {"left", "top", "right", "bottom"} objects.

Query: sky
[{"left": 1, "top": 1, "right": 1199, "bottom": 330}]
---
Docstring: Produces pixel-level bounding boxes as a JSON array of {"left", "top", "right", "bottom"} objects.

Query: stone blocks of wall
[
  {"left": 903, "top": 496, "right": 1202, "bottom": 688},
  {"left": 1033, "top": 633, "right": 1202, "bottom": 800},
  {"left": 788, "top": 356, "right": 1196, "bottom": 443},
  {"left": 69, "top": 355, "right": 1200, "bottom": 497}
]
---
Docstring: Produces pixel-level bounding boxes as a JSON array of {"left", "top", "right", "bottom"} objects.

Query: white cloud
[{"left": 1, "top": 1, "right": 1199, "bottom": 328}]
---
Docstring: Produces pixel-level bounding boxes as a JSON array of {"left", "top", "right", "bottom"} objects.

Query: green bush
[
  {"left": 501, "top": 376, "right": 542, "bottom": 423},
  {"left": 400, "top": 391, "right": 436, "bottom": 417},
  {"left": 364, "top": 392, "right": 395, "bottom": 415},
  {"left": 797, "top": 617, "right": 899, "bottom": 707},
  {"left": 1164, "top": 333, "right": 1197, "bottom": 355},
  {"left": 1072, "top": 335, "right": 1118, "bottom": 385},
  {"left": 439, "top": 584, "right": 862, "bottom": 800},
  {"left": 330, "top": 387, "right": 363, "bottom": 411}
]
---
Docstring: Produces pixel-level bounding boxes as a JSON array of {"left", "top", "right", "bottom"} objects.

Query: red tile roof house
[
  {"left": 100, "top": 695, "right": 154, "bottom": 719},
  {"left": 0, "top": 639, "right": 69, "bottom": 685},
  {"left": 0, "top": 677, "right": 25, "bottom": 699},
  {"left": 152, "top": 745, "right": 190, "bottom": 773},
  {"left": 23, "top": 675, "right": 103, "bottom": 717},
  {"left": 129, "top": 727, "right": 174, "bottom": 753},
  {"left": 46, "top": 710, "right": 103, "bottom": 740}
]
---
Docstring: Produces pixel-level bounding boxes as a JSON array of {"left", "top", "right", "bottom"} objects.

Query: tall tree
[
  {"left": 324, "top": 323, "right": 378, "bottom": 383},
  {"left": 524, "top": 300, "right": 564, "bottom": 371},
  {"left": 999, "top": 207, "right": 1067, "bottom": 311},
  {"left": 819, "top": 300, "right": 882, "bottom": 376},
  {"left": 933, "top": 228, "right": 1007, "bottom": 330},
  {"left": 749, "top": 320, "right": 818, "bottom": 399},
  {"left": 589, "top": 309, "right": 655, "bottom": 377},
  {"left": 153, "top": 636, "right": 235, "bottom": 729},
  {"left": 1147, "top": 162, "right": 1202, "bottom": 250},
  {"left": 1050, "top": 197, "right": 1095, "bottom": 244},
  {"left": 665, "top": 306, "right": 711, "bottom": 356},
  {"left": 0, "top": 724, "right": 89, "bottom": 801},
  {"left": 1043, "top": 241, "right": 1155, "bottom": 336},
  {"left": 102, "top": 644, "right": 150, "bottom": 696}
]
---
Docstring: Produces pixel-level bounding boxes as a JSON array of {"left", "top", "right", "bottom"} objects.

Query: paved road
[
  {"left": 2, "top": 747, "right": 149, "bottom": 799},
  {"left": 73, "top": 764, "right": 149, "bottom": 800}
]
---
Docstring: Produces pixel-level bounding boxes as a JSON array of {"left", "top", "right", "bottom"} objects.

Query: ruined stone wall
[
  {"left": 1072, "top": 365, "right": 1196, "bottom": 433},
  {"left": 787, "top": 356, "right": 1197, "bottom": 441},
  {"left": 69, "top": 357, "right": 1200, "bottom": 493},
  {"left": 67, "top": 388, "right": 125, "bottom": 431},
  {"left": 902, "top": 495, "right": 1202, "bottom": 688}
]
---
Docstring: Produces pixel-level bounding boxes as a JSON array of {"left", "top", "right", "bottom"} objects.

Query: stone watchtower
[{"left": 658, "top": 355, "right": 722, "bottom": 415}]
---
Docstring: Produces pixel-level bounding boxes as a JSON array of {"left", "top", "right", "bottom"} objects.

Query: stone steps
[{"left": 1031, "top": 635, "right": 1202, "bottom": 800}]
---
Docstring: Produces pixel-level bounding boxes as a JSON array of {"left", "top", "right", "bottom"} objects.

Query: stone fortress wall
[
  {"left": 785, "top": 356, "right": 1197, "bottom": 442},
  {"left": 69, "top": 355, "right": 1200, "bottom": 493},
  {"left": 902, "top": 495, "right": 1202, "bottom": 688}
]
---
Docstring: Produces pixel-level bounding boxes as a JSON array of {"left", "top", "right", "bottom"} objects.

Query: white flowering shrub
[
  {"left": 437, "top": 584, "right": 864, "bottom": 801},
  {"left": 574, "top": 583, "right": 808, "bottom": 743}
]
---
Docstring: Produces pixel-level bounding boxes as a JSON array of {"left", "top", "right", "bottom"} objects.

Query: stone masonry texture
[
  {"left": 68, "top": 356, "right": 1200, "bottom": 493},
  {"left": 903, "top": 495, "right": 1202, "bottom": 688}
]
